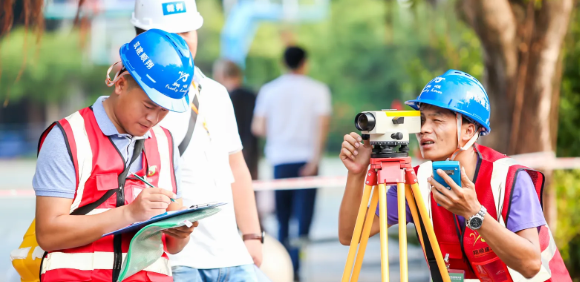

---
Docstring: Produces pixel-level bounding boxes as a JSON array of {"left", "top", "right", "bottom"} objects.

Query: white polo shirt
[
  {"left": 254, "top": 73, "right": 332, "bottom": 166},
  {"left": 159, "top": 67, "right": 253, "bottom": 269}
]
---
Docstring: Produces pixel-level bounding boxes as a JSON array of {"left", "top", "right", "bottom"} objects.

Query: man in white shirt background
[
  {"left": 131, "top": 1, "right": 263, "bottom": 281},
  {"left": 252, "top": 46, "right": 332, "bottom": 281}
]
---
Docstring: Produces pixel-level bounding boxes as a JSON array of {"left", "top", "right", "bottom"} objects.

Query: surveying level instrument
[{"left": 342, "top": 110, "right": 451, "bottom": 282}]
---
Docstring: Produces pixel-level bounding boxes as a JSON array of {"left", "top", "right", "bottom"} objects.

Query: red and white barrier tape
[
  {"left": 253, "top": 175, "right": 347, "bottom": 191},
  {"left": 2, "top": 152, "right": 580, "bottom": 198}
]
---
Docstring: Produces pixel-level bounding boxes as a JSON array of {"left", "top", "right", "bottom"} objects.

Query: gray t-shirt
[{"left": 33, "top": 96, "right": 181, "bottom": 199}]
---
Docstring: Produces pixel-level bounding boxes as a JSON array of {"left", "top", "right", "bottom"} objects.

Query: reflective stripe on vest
[
  {"left": 65, "top": 111, "right": 93, "bottom": 213},
  {"left": 40, "top": 253, "right": 171, "bottom": 276},
  {"left": 415, "top": 156, "right": 562, "bottom": 281},
  {"left": 151, "top": 126, "right": 174, "bottom": 192},
  {"left": 40, "top": 108, "right": 176, "bottom": 279}
]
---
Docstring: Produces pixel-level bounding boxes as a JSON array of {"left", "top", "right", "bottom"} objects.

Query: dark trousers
[{"left": 274, "top": 162, "right": 318, "bottom": 276}]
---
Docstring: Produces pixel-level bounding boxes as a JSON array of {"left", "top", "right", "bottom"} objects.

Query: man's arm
[
  {"left": 163, "top": 199, "right": 198, "bottom": 254},
  {"left": 251, "top": 116, "right": 266, "bottom": 138},
  {"left": 338, "top": 133, "right": 384, "bottom": 245},
  {"left": 230, "top": 151, "right": 262, "bottom": 266},
  {"left": 251, "top": 86, "right": 268, "bottom": 138},
  {"left": 338, "top": 172, "right": 382, "bottom": 245},
  {"left": 36, "top": 188, "right": 176, "bottom": 252},
  {"left": 300, "top": 115, "right": 330, "bottom": 176},
  {"left": 301, "top": 84, "right": 332, "bottom": 176}
]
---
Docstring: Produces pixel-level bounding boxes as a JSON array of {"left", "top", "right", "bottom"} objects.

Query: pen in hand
[{"left": 132, "top": 173, "right": 176, "bottom": 202}]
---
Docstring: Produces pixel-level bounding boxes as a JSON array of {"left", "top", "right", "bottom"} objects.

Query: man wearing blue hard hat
[
  {"left": 338, "top": 70, "right": 571, "bottom": 281},
  {"left": 31, "top": 29, "right": 197, "bottom": 281},
  {"left": 131, "top": 1, "right": 264, "bottom": 282}
]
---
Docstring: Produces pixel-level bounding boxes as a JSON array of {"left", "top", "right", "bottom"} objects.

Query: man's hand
[
  {"left": 429, "top": 167, "right": 481, "bottom": 218},
  {"left": 244, "top": 239, "right": 263, "bottom": 267},
  {"left": 299, "top": 161, "right": 318, "bottom": 177},
  {"left": 339, "top": 132, "right": 372, "bottom": 175},
  {"left": 162, "top": 221, "right": 199, "bottom": 239},
  {"left": 125, "top": 188, "right": 176, "bottom": 222}
]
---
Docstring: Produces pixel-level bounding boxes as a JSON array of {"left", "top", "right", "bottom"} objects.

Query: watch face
[{"left": 471, "top": 217, "right": 483, "bottom": 229}]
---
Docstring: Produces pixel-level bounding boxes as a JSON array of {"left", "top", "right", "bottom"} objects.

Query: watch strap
[
  {"left": 243, "top": 233, "right": 264, "bottom": 244},
  {"left": 467, "top": 205, "right": 486, "bottom": 229}
]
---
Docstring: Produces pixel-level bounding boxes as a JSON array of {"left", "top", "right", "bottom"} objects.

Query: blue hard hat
[
  {"left": 120, "top": 28, "right": 194, "bottom": 113},
  {"left": 405, "top": 69, "right": 491, "bottom": 135}
]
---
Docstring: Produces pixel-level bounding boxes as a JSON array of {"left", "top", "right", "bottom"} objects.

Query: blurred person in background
[
  {"left": 31, "top": 29, "right": 196, "bottom": 282},
  {"left": 213, "top": 59, "right": 259, "bottom": 181},
  {"left": 131, "top": 1, "right": 263, "bottom": 281},
  {"left": 252, "top": 46, "right": 332, "bottom": 281}
]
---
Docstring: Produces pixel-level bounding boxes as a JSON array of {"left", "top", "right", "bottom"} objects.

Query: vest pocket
[
  {"left": 470, "top": 256, "right": 510, "bottom": 282},
  {"left": 94, "top": 173, "right": 119, "bottom": 206}
]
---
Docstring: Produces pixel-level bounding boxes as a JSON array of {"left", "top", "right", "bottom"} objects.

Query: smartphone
[{"left": 432, "top": 161, "right": 461, "bottom": 190}]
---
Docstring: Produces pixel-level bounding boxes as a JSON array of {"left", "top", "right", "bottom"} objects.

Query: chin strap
[
  {"left": 105, "top": 61, "right": 127, "bottom": 87},
  {"left": 448, "top": 113, "right": 480, "bottom": 161}
]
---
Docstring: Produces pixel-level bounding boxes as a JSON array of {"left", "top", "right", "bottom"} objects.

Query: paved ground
[{"left": 0, "top": 158, "right": 430, "bottom": 282}]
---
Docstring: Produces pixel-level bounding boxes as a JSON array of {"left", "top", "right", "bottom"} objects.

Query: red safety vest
[
  {"left": 38, "top": 107, "right": 177, "bottom": 282},
  {"left": 414, "top": 144, "right": 571, "bottom": 282}
]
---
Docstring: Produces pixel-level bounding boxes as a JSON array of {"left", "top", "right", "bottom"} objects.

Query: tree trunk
[{"left": 459, "top": 0, "right": 574, "bottom": 230}]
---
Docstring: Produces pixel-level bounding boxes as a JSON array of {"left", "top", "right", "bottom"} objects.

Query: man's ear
[
  {"left": 462, "top": 123, "right": 477, "bottom": 141},
  {"left": 113, "top": 75, "right": 128, "bottom": 96}
]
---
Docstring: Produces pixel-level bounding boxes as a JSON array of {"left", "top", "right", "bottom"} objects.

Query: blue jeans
[
  {"left": 172, "top": 264, "right": 263, "bottom": 282},
  {"left": 171, "top": 264, "right": 270, "bottom": 282},
  {"left": 274, "top": 162, "right": 318, "bottom": 277}
]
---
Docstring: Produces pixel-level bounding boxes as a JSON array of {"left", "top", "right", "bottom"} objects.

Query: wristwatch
[
  {"left": 243, "top": 231, "right": 265, "bottom": 244},
  {"left": 466, "top": 205, "right": 487, "bottom": 230}
]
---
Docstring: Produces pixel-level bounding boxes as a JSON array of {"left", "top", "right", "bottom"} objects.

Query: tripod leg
[
  {"left": 397, "top": 183, "right": 408, "bottom": 282},
  {"left": 410, "top": 183, "right": 451, "bottom": 282},
  {"left": 351, "top": 185, "right": 380, "bottom": 282},
  {"left": 378, "top": 184, "right": 389, "bottom": 282},
  {"left": 405, "top": 184, "right": 425, "bottom": 252},
  {"left": 342, "top": 184, "right": 374, "bottom": 282}
]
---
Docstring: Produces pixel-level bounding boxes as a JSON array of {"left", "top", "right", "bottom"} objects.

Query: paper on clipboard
[{"left": 103, "top": 202, "right": 226, "bottom": 237}]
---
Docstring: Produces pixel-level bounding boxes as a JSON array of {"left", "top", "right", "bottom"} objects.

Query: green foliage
[
  {"left": 0, "top": 28, "right": 109, "bottom": 105},
  {"left": 553, "top": 169, "right": 580, "bottom": 279},
  {"left": 555, "top": 11, "right": 580, "bottom": 276},
  {"left": 558, "top": 8, "right": 580, "bottom": 158}
]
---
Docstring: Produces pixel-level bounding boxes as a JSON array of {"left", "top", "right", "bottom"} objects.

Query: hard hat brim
[{"left": 139, "top": 81, "right": 191, "bottom": 113}]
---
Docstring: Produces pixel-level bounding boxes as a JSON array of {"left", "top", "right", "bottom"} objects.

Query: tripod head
[
  {"left": 362, "top": 137, "right": 410, "bottom": 158},
  {"left": 355, "top": 110, "right": 421, "bottom": 159}
]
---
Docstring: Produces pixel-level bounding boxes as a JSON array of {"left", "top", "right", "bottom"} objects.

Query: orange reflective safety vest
[
  {"left": 37, "top": 107, "right": 177, "bottom": 281},
  {"left": 414, "top": 144, "right": 571, "bottom": 282}
]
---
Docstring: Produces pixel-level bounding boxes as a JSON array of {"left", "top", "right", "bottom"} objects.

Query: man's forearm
[
  {"left": 165, "top": 199, "right": 189, "bottom": 254},
  {"left": 338, "top": 172, "right": 367, "bottom": 244},
  {"left": 230, "top": 152, "right": 261, "bottom": 234},
  {"left": 36, "top": 203, "right": 134, "bottom": 252},
  {"left": 312, "top": 116, "right": 330, "bottom": 163},
  {"left": 477, "top": 214, "right": 542, "bottom": 278},
  {"left": 166, "top": 236, "right": 190, "bottom": 254}
]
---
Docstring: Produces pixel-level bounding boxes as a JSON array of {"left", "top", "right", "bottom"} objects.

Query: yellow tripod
[{"left": 341, "top": 156, "right": 451, "bottom": 282}]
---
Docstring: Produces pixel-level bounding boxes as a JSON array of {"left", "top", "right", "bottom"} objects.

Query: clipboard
[{"left": 103, "top": 202, "right": 226, "bottom": 237}]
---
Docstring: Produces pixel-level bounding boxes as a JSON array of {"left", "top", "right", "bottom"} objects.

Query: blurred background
[{"left": 2, "top": 0, "right": 580, "bottom": 281}]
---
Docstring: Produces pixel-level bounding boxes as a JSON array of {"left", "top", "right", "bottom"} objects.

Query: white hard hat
[{"left": 131, "top": 0, "right": 204, "bottom": 34}]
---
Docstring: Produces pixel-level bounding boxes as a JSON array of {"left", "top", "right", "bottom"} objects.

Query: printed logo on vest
[
  {"left": 162, "top": 2, "right": 187, "bottom": 16},
  {"left": 148, "top": 165, "right": 157, "bottom": 177},
  {"left": 473, "top": 246, "right": 491, "bottom": 258},
  {"left": 470, "top": 232, "right": 486, "bottom": 246}
]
